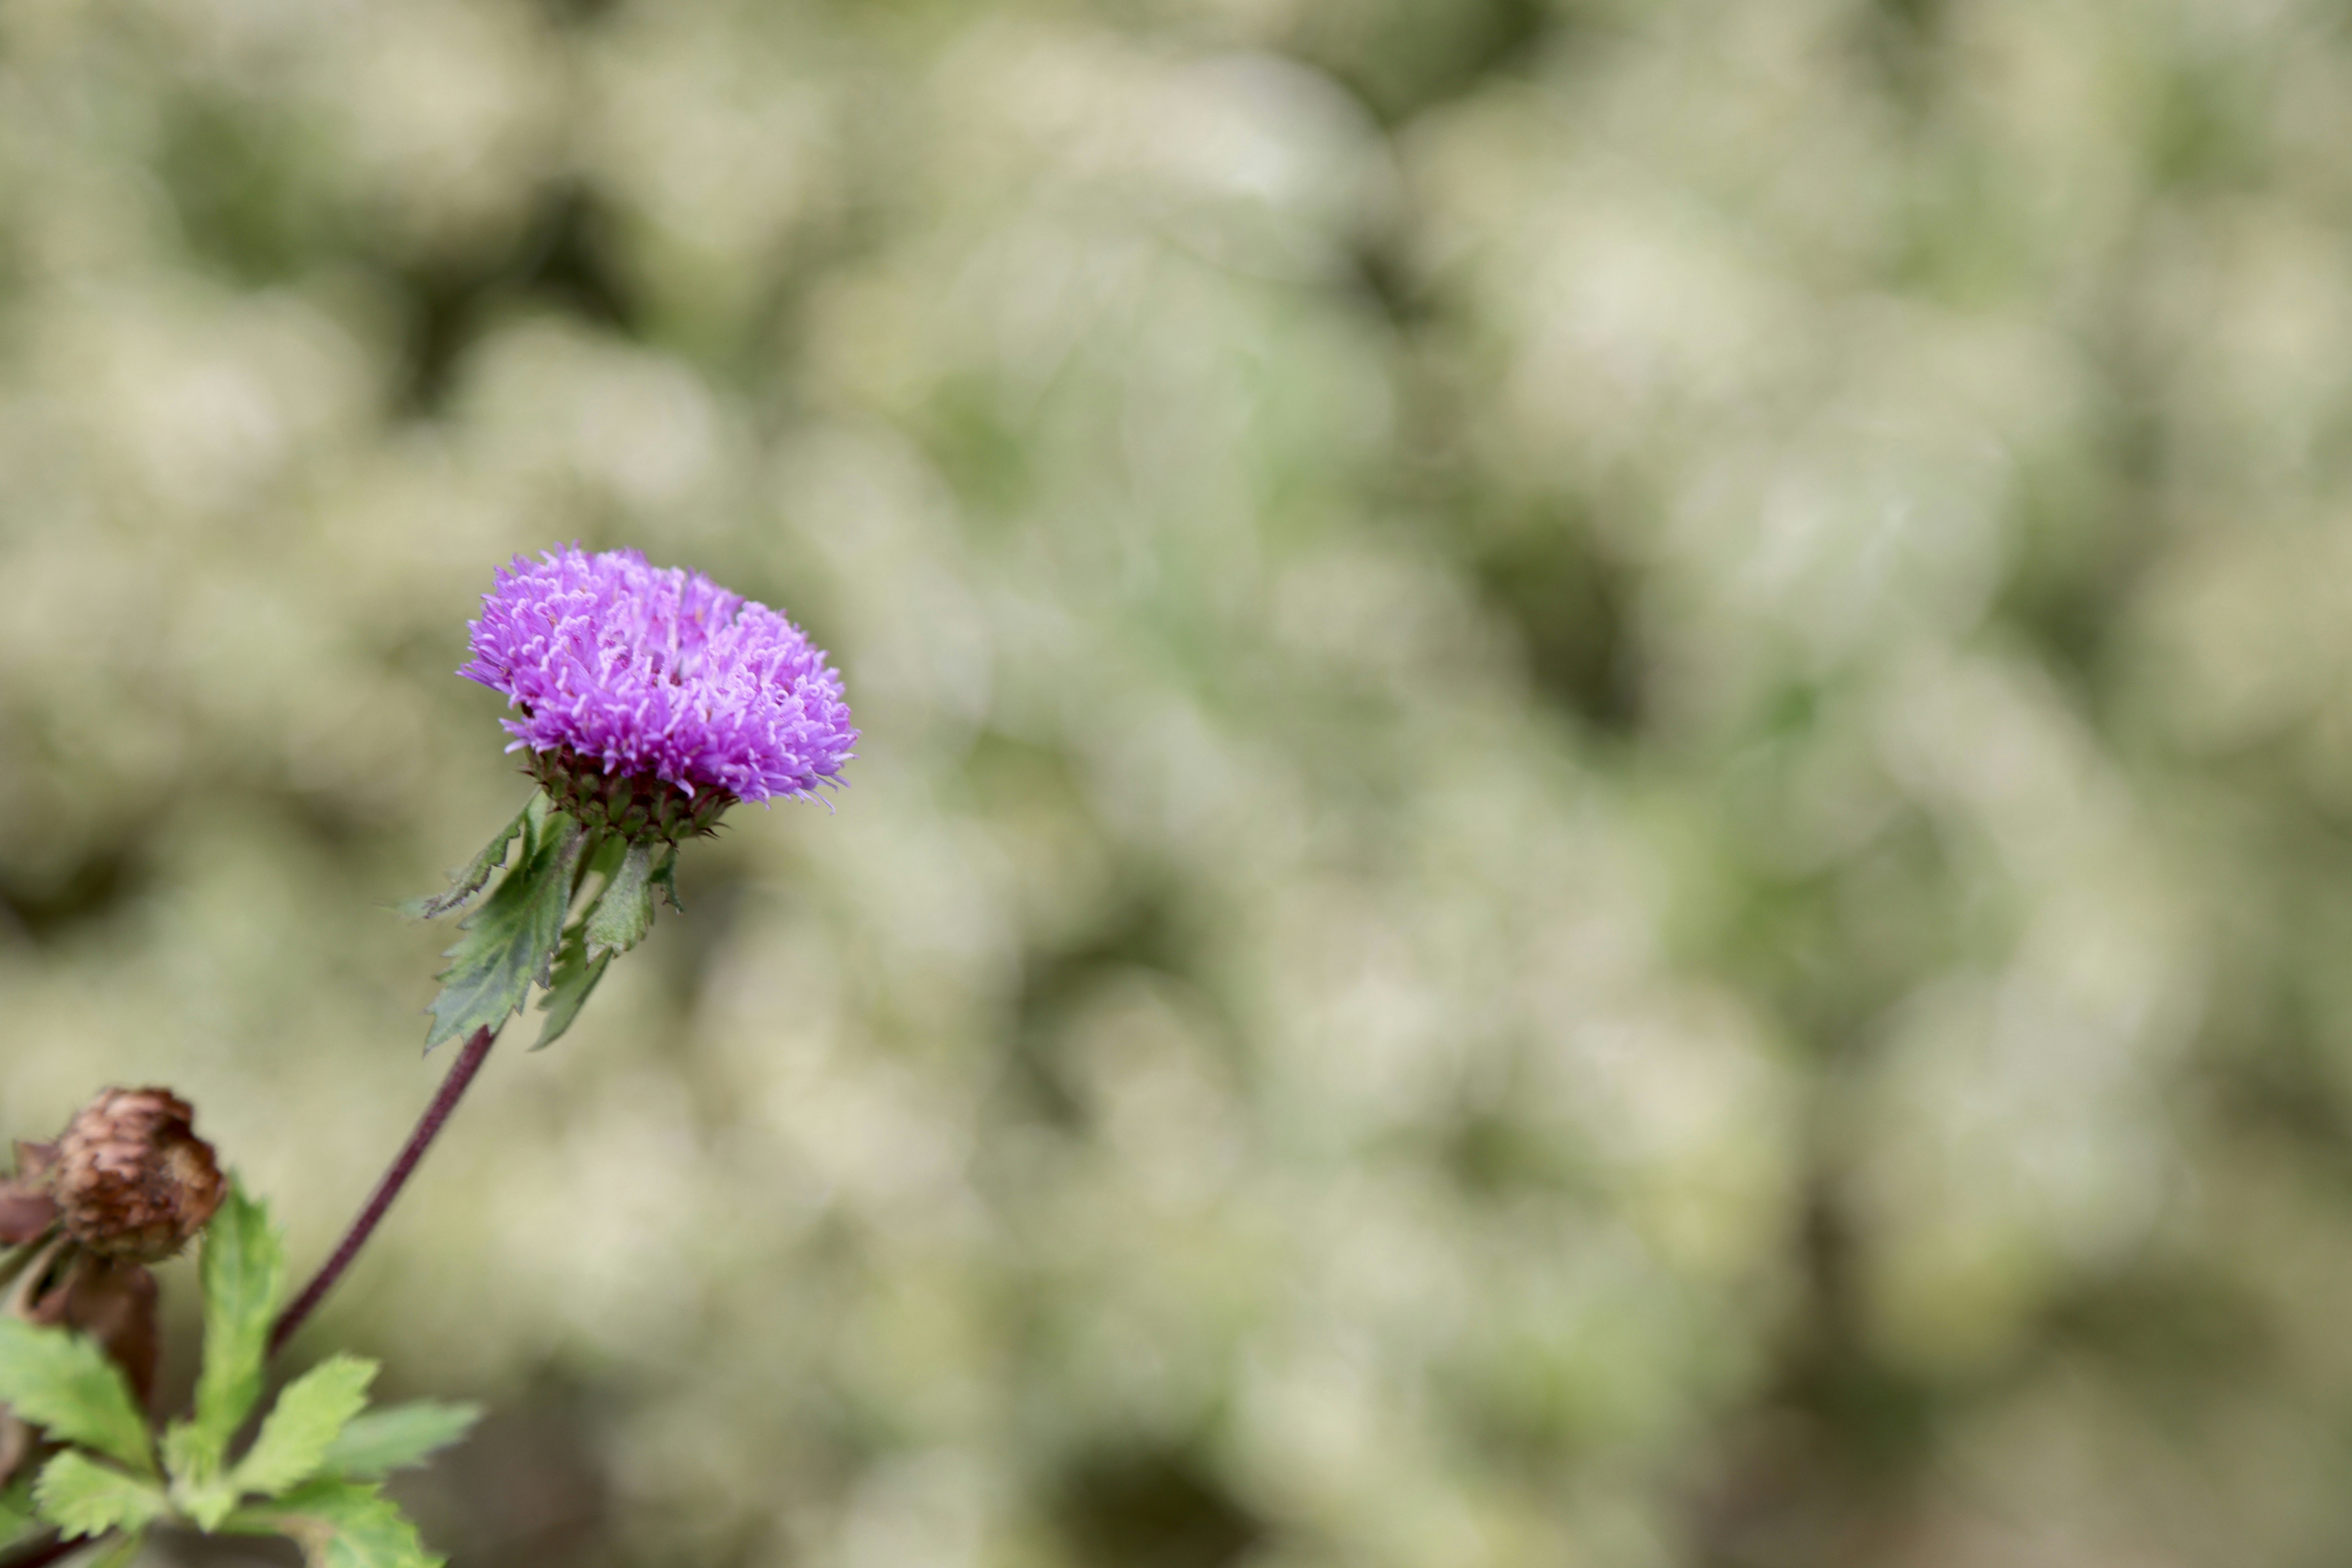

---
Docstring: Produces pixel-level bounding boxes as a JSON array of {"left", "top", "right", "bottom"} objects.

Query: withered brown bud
[{"left": 51, "top": 1087, "right": 226, "bottom": 1262}]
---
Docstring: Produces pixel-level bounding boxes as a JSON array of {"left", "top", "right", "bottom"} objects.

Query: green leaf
[
  {"left": 531, "top": 930, "right": 611, "bottom": 1052},
  {"left": 230, "top": 1478, "right": 443, "bottom": 1568},
  {"left": 184, "top": 1180, "right": 287, "bottom": 1487},
  {"left": 584, "top": 840, "right": 658, "bottom": 959},
  {"left": 30, "top": 1452, "right": 167, "bottom": 1540},
  {"left": 422, "top": 810, "right": 586, "bottom": 1051},
  {"left": 228, "top": 1355, "right": 378, "bottom": 1504},
  {"left": 0, "top": 1477, "right": 36, "bottom": 1544},
  {"left": 315, "top": 1400, "right": 481, "bottom": 1480},
  {"left": 161, "top": 1419, "right": 204, "bottom": 1486},
  {"left": 398, "top": 795, "right": 539, "bottom": 919},
  {"left": 650, "top": 849, "right": 683, "bottom": 913},
  {"left": 0, "top": 1321, "right": 154, "bottom": 1475},
  {"left": 175, "top": 1472, "right": 239, "bottom": 1536},
  {"left": 577, "top": 827, "right": 626, "bottom": 895}
]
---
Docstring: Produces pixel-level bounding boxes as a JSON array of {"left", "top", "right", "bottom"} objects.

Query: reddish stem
[{"left": 270, "top": 1025, "right": 499, "bottom": 1354}]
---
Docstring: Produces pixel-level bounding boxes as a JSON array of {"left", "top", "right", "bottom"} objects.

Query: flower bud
[{"left": 51, "top": 1088, "right": 226, "bottom": 1261}]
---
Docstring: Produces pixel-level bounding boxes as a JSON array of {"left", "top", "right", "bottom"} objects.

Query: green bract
[{"left": 409, "top": 788, "right": 678, "bottom": 1053}]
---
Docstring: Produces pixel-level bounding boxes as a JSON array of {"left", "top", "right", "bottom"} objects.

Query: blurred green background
[{"left": 5, "top": 0, "right": 2352, "bottom": 1563}]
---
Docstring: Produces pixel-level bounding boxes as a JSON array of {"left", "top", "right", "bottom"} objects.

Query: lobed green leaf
[
  {"left": 230, "top": 1478, "right": 443, "bottom": 1568},
  {"left": 532, "top": 931, "right": 611, "bottom": 1052},
  {"left": 0, "top": 1320, "right": 154, "bottom": 1476},
  {"left": 650, "top": 850, "right": 683, "bottom": 913},
  {"left": 185, "top": 1180, "right": 288, "bottom": 1485},
  {"left": 577, "top": 828, "right": 626, "bottom": 894},
  {"left": 397, "top": 796, "right": 539, "bottom": 920},
  {"left": 315, "top": 1400, "right": 482, "bottom": 1481},
  {"left": 229, "top": 1355, "right": 379, "bottom": 1503},
  {"left": 30, "top": 1452, "right": 166, "bottom": 1540},
  {"left": 423, "top": 810, "right": 585, "bottom": 1051},
  {"left": 584, "top": 840, "right": 658, "bottom": 960}
]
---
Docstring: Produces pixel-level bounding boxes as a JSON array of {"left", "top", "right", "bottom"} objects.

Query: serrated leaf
[
  {"left": 230, "top": 1478, "right": 443, "bottom": 1568},
  {"left": 584, "top": 840, "right": 658, "bottom": 959},
  {"left": 422, "top": 810, "right": 585, "bottom": 1051},
  {"left": 315, "top": 1400, "right": 481, "bottom": 1481},
  {"left": 30, "top": 1452, "right": 167, "bottom": 1540},
  {"left": 185, "top": 1180, "right": 287, "bottom": 1486},
  {"left": 397, "top": 796, "right": 539, "bottom": 920},
  {"left": 531, "top": 931, "right": 610, "bottom": 1052},
  {"left": 651, "top": 850, "right": 683, "bottom": 913},
  {"left": 0, "top": 1321, "right": 154, "bottom": 1475},
  {"left": 228, "top": 1355, "right": 378, "bottom": 1504}
]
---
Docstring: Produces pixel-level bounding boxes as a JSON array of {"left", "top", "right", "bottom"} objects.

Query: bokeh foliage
[{"left": 5, "top": 0, "right": 2352, "bottom": 1564}]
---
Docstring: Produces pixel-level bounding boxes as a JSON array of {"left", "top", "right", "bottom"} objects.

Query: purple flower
[{"left": 461, "top": 546, "right": 855, "bottom": 807}]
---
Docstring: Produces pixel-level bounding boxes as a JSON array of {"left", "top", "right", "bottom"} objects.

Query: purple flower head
[{"left": 461, "top": 546, "right": 855, "bottom": 807}]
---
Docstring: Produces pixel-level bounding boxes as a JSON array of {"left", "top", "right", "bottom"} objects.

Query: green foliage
[
  {"left": 422, "top": 803, "right": 586, "bottom": 1050},
  {"left": 396, "top": 796, "right": 536, "bottom": 920},
  {"left": 230, "top": 1355, "right": 379, "bottom": 1501},
  {"left": 180, "top": 1178, "right": 286, "bottom": 1485},
  {"left": 537, "top": 837, "right": 677, "bottom": 1048},
  {"left": 30, "top": 1451, "right": 166, "bottom": 1540},
  {"left": 0, "top": 1321, "right": 154, "bottom": 1476},
  {"left": 585, "top": 840, "right": 659, "bottom": 959},
  {"left": 0, "top": 1478, "right": 36, "bottom": 1545},
  {"left": 315, "top": 1400, "right": 483, "bottom": 1480},
  {"left": 533, "top": 932, "right": 611, "bottom": 1051},
  {"left": 12, "top": 1182, "right": 471, "bottom": 1564},
  {"left": 230, "top": 1479, "right": 443, "bottom": 1568},
  {"left": 410, "top": 783, "right": 688, "bottom": 1054},
  {"left": 650, "top": 852, "right": 683, "bottom": 914}
]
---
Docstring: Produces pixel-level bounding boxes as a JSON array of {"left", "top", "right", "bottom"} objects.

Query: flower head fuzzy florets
[{"left": 460, "top": 546, "right": 856, "bottom": 829}]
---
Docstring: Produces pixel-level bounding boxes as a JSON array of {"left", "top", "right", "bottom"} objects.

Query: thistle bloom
[{"left": 461, "top": 547, "right": 855, "bottom": 834}]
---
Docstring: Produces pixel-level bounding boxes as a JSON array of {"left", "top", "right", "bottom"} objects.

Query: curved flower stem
[{"left": 271, "top": 1025, "right": 499, "bottom": 1354}]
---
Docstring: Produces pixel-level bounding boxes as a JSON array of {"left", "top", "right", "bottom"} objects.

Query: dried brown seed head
[{"left": 51, "top": 1087, "right": 226, "bottom": 1262}]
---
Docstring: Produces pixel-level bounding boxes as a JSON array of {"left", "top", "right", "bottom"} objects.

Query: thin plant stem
[{"left": 270, "top": 1024, "right": 499, "bottom": 1354}]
